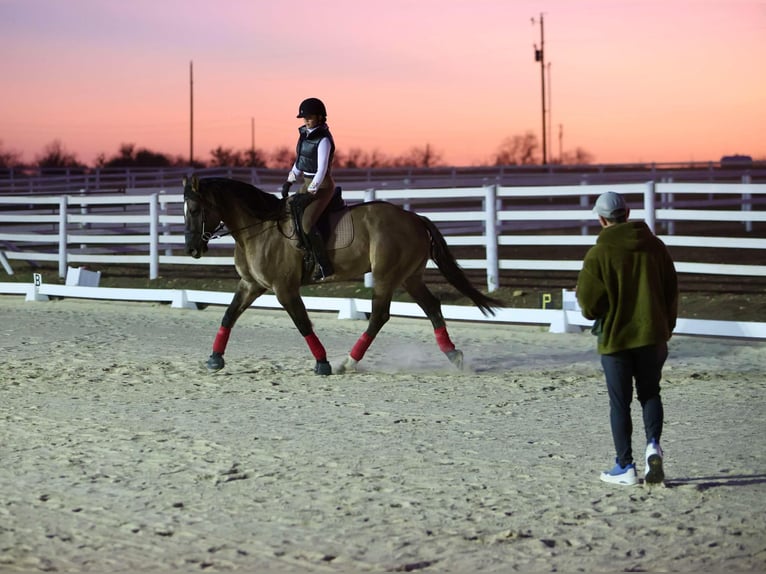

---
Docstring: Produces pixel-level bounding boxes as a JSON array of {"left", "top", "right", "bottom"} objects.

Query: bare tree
[
  {"left": 365, "top": 149, "right": 391, "bottom": 168},
  {"left": 336, "top": 147, "right": 362, "bottom": 168},
  {"left": 561, "top": 147, "right": 593, "bottom": 165},
  {"left": 35, "top": 140, "right": 84, "bottom": 169},
  {"left": 269, "top": 146, "right": 294, "bottom": 169},
  {"left": 100, "top": 143, "right": 173, "bottom": 167},
  {"left": 114, "top": 143, "right": 137, "bottom": 164},
  {"left": 337, "top": 147, "right": 392, "bottom": 169},
  {"left": 242, "top": 148, "right": 268, "bottom": 168},
  {"left": 0, "top": 140, "right": 23, "bottom": 168},
  {"left": 134, "top": 149, "right": 172, "bottom": 167},
  {"left": 209, "top": 146, "right": 243, "bottom": 167},
  {"left": 494, "top": 132, "right": 539, "bottom": 166},
  {"left": 393, "top": 143, "right": 443, "bottom": 168}
]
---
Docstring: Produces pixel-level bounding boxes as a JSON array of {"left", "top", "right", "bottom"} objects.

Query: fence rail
[
  {"left": 1, "top": 181, "right": 765, "bottom": 290},
  {"left": 1, "top": 162, "right": 764, "bottom": 195}
]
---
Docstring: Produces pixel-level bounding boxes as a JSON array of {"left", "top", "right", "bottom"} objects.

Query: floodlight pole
[
  {"left": 533, "top": 14, "right": 547, "bottom": 165},
  {"left": 189, "top": 60, "right": 194, "bottom": 166}
]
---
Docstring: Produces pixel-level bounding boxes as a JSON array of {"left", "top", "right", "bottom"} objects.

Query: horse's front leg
[
  {"left": 274, "top": 288, "right": 332, "bottom": 376},
  {"left": 207, "top": 280, "right": 266, "bottom": 371}
]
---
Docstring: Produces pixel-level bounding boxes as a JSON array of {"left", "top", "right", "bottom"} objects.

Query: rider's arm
[{"left": 307, "top": 137, "right": 331, "bottom": 193}]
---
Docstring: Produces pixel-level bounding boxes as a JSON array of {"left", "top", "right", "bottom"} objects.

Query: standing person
[
  {"left": 576, "top": 191, "right": 678, "bottom": 486},
  {"left": 283, "top": 97, "right": 336, "bottom": 281}
]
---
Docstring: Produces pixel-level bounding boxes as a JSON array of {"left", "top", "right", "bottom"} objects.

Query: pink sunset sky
[{"left": 1, "top": 0, "right": 764, "bottom": 167}]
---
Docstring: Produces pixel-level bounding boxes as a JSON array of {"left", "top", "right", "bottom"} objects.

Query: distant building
[{"left": 720, "top": 154, "right": 753, "bottom": 168}]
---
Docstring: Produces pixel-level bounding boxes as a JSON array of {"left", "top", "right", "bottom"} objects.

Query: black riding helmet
[{"left": 296, "top": 97, "right": 327, "bottom": 118}]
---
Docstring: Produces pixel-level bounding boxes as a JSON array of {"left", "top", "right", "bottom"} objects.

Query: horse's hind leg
[
  {"left": 207, "top": 281, "right": 266, "bottom": 371},
  {"left": 402, "top": 276, "right": 464, "bottom": 370},
  {"left": 336, "top": 285, "right": 394, "bottom": 374}
]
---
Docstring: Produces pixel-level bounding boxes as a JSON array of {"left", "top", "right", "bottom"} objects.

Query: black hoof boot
[
  {"left": 206, "top": 352, "right": 225, "bottom": 371},
  {"left": 314, "top": 359, "right": 332, "bottom": 376},
  {"left": 446, "top": 349, "right": 464, "bottom": 370}
]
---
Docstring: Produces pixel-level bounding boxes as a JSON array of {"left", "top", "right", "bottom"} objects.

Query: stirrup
[{"left": 312, "top": 265, "right": 333, "bottom": 281}]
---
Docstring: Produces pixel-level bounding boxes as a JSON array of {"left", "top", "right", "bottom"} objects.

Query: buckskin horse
[{"left": 182, "top": 175, "right": 503, "bottom": 375}]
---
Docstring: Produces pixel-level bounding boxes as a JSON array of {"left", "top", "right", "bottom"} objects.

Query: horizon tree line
[{"left": 0, "top": 133, "right": 593, "bottom": 171}]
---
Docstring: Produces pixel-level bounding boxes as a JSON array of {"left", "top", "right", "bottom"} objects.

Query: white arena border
[{"left": 2, "top": 280, "right": 765, "bottom": 341}]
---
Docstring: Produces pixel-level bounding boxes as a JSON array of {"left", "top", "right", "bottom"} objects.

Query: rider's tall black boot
[{"left": 307, "top": 228, "right": 334, "bottom": 281}]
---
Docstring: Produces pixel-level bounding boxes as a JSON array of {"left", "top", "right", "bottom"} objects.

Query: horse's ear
[
  {"left": 192, "top": 174, "right": 199, "bottom": 190},
  {"left": 182, "top": 176, "right": 187, "bottom": 188}
]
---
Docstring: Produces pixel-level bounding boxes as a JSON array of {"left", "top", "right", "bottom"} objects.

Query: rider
[{"left": 284, "top": 97, "right": 336, "bottom": 281}]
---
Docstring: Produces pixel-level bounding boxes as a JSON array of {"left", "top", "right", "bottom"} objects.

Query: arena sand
[{"left": 1, "top": 296, "right": 764, "bottom": 572}]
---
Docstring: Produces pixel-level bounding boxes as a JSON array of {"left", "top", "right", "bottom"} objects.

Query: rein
[
  {"left": 201, "top": 218, "right": 274, "bottom": 242},
  {"left": 196, "top": 204, "right": 288, "bottom": 242},
  {"left": 186, "top": 180, "right": 294, "bottom": 244}
]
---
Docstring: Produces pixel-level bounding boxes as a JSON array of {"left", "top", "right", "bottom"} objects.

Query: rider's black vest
[{"left": 295, "top": 125, "right": 335, "bottom": 174}]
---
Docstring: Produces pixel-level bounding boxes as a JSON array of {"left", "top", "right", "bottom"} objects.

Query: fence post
[
  {"left": 78, "top": 188, "right": 89, "bottom": 251},
  {"left": 644, "top": 181, "right": 656, "bottom": 234},
  {"left": 484, "top": 184, "right": 499, "bottom": 292},
  {"left": 58, "top": 195, "right": 68, "bottom": 278},
  {"left": 580, "top": 179, "right": 590, "bottom": 235},
  {"left": 364, "top": 188, "right": 376, "bottom": 288},
  {"left": 662, "top": 177, "right": 674, "bottom": 235},
  {"left": 160, "top": 189, "right": 173, "bottom": 256},
  {"left": 743, "top": 173, "right": 752, "bottom": 232},
  {"left": 79, "top": 188, "right": 89, "bottom": 229},
  {"left": 0, "top": 251, "right": 13, "bottom": 275},
  {"left": 149, "top": 193, "right": 159, "bottom": 280}
]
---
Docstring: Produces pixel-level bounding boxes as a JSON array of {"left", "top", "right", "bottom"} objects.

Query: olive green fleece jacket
[{"left": 577, "top": 221, "right": 678, "bottom": 355}]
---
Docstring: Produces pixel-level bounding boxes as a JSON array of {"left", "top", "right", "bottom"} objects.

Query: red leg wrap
[
  {"left": 350, "top": 332, "right": 374, "bottom": 362},
  {"left": 212, "top": 326, "right": 231, "bottom": 354},
  {"left": 434, "top": 326, "right": 455, "bottom": 353},
  {"left": 304, "top": 333, "right": 327, "bottom": 361}
]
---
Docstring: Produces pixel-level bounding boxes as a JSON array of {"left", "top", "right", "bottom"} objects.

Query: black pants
[{"left": 600, "top": 343, "right": 668, "bottom": 467}]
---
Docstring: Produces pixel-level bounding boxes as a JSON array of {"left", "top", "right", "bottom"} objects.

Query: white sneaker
[
  {"left": 600, "top": 460, "right": 638, "bottom": 486},
  {"left": 645, "top": 439, "right": 665, "bottom": 484}
]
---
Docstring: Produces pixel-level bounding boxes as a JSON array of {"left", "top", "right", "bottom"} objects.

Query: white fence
[
  {"left": 2, "top": 181, "right": 765, "bottom": 339},
  {"left": 1, "top": 181, "right": 764, "bottom": 286},
  {"left": 3, "top": 276, "right": 765, "bottom": 339}
]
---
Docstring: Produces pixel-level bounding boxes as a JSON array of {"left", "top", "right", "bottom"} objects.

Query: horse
[{"left": 182, "top": 175, "right": 504, "bottom": 375}]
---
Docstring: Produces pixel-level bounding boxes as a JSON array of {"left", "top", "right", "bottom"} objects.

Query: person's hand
[
  {"left": 281, "top": 181, "right": 292, "bottom": 198},
  {"left": 287, "top": 171, "right": 297, "bottom": 183}
]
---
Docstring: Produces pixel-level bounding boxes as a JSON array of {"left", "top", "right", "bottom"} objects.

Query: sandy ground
[{"left": 1, "top": 296, "right": 765, "bottom": 573}]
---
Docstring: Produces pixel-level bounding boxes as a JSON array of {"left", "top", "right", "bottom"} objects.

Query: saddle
[{"left": 289, "top": 187, "right": 353, "bottom": 274}]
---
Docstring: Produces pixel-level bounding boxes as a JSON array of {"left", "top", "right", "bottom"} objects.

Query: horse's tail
[{"left": 420, "top": 215, "right": 505, "bottom": 317}]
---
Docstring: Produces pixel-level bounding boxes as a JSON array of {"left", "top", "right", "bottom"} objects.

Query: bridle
[
  {"left": 185, "top": 190, "right": 225, "bottom": 243},
  {"left": 200, "top": 215, "right": 226, "bottom": 242},
  {"left": 185, "top": 188, "right": 277, "bottom": 243}
]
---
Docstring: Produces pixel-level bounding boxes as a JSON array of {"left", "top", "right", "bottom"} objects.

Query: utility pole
[
  {"left": 558, "top": 123, "right": 563, "bottom": 162},
  {"left": 547, "top": 62, "right": 552, "bottom": 163},
  {"left": 532, "top": 14, "right": 547, "bottom": 165},
  {"left": 189, "top": 60, "right": 194, "bottom": 166}
]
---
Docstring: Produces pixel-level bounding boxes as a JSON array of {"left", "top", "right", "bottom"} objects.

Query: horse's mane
[{"left": 201, "top": 177, "right": 283, "bottom": 221}]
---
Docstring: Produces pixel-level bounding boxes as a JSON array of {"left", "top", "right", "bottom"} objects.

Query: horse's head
[{"left": 183, "top": 175, "right": 222, "bottom": 259}]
